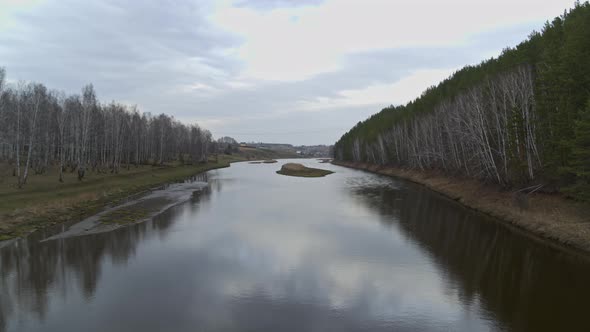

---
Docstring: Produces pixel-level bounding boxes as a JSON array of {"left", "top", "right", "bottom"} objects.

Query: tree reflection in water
[
  {"left": 348, "top": 178, "right": 590, "bottom": 332},
  {"left": 0, "top": 183, "right": 213, "bottom": 331},
  {"left": 2, "top": 166, "right": 590, "bottom": 332}
]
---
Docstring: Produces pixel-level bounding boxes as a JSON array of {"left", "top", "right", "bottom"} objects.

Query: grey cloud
[
  {"left": 129, "top": 24, "right": 540, "bottom": 144},
  {"left": 202, "top": 104, "right": 384, "bottom": 146},
  {"left": 0, "top": 1, "right": 543, "bottom": 145},
  {"left": 167, "top": 43, "right": 505, "bottom": 120},
  {"left": 234, "top": 0, "right": 325, "bottom": 10},
  {"left": 0, "top": 0, "right": 241, "bottom": 96}
]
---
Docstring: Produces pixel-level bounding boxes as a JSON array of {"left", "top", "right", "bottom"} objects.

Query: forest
[
  {"left": 0, "top": 69, "right": 214, "bottom": 188},
  {"left": 334, "top": 1, "right": 590, "bottom": 200}
]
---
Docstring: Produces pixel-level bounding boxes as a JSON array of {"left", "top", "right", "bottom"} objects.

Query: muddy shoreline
[
  {"left": 42, "top": 179, "right": 210, "bottom": 241},
  {"left": 333, "top": 161, "right": 590, "bottom": 254},
  {"left": 0, "top": 160, "right": 235, "bottom": 242}
]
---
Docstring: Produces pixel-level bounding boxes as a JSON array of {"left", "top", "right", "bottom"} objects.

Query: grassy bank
[
  {"left": 333, "top": 161, "right": 590, "bottom": 253},
  {"left": 0, "top": 155, "right": 244, "bottom": 240},
  {"left": 277, "top": 163, "right": 333, "bottom": 178}
]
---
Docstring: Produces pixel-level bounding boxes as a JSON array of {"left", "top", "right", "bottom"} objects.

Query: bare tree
[
  {"left": 0, "top": 69, "right": 214, "bottom": 188},
  {"left": 335, "top": 65, "right": 540, "bottom": 186}
]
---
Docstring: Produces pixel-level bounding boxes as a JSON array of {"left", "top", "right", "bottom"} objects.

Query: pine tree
[{"left": 567, "top": 99, "right": 590, "bottom": 200}]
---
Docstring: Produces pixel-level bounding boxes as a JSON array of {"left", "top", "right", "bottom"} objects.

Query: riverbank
[
  {"left": 333, "top": 161, "right": 590, "bottom": 253},
  {"left": 0, "top": 155, "right": 245, "bottom": 240}
]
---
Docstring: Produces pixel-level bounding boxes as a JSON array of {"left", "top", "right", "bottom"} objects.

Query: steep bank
[{"left": 334, "top": 161, "right": 590, "bottom": 253}]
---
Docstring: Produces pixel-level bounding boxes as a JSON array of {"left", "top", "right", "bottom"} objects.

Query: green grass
[{"left": 0, "top": 154, "right": 244, "bottom": 239}]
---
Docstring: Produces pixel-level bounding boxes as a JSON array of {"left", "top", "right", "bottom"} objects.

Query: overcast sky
[{"left": 0, "top": 0, "right": 575, "bottom": 145}]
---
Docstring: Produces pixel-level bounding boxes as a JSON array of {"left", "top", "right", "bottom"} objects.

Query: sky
[{"left": 0, "top": 0, "right": 576, "bottom": 145}]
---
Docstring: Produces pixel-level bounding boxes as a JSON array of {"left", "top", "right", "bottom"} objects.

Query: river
[{"left": 1, "top": 159, "right": 590, "bottom": 331}]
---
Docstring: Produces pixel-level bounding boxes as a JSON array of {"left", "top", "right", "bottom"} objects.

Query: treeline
[
  {"left": 334, "top": 1, "right": 590, "bottom": 199},
  {"left": 0, "top": 69, "right": 214, "bottom": 187}
]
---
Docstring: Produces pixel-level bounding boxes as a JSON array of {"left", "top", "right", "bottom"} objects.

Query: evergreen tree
[
  {"left": 334, "top": 2, "right": 590, "bottom": 200},
  {"left": 567, "top": 99, "right": 590, "bottom": 200}
]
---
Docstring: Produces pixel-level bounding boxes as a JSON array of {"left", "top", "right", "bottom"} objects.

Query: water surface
[{"left": 2, "top": 159, "right": 590, "bottom": 331}]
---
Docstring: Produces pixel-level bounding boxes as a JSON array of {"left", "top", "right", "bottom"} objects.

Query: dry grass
[
  {"left": 281, "top": 163, "right": 307, "bottom": 171},
  {"left": 334, "top": 161, "right": 590, "bottom": 252},
  {"left": 0, "top": 155, "right": 243, "bottom": 240}
]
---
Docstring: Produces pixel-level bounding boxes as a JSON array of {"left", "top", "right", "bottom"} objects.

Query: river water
[{"left": 1, "top": 159, "right": 590, "bottom": 331}]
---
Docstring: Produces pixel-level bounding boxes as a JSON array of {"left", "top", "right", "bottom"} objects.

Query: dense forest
[
  {"left": 334, "top": 1, "right": 590, "bottom": 200},
  {"left": 0, "top": 69, "right": 214, "bottom": 187}
]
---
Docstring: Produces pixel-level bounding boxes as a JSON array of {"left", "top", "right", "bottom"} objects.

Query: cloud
[
  {"left": 0, "top": 0, "right": 42, "bottom": 29},
  {"left": 0, "top": 0, "right": 239, "bottom": 95},
  {"left": 298, "top": 68, "right": 458, "bottom": 111},
  {"left": 234, "top": 0, "right": 325, "bottom": 10},
  {"left": 213, "top": 0, "right": 574, "bottom": 81},
  {"left": 0, "top": 0, "right": 577, "bottom": 144}
]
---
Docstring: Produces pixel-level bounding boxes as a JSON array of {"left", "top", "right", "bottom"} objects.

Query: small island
[{"left": 276, "top": 163, "right": 334, "bottom": 178}]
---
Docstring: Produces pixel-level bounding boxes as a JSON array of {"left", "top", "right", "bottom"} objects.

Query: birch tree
[{"left": 0, "top": 69, "right": 214, "bottom": 188}]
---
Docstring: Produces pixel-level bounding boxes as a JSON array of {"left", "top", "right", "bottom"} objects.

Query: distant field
[{"left": 237, "top": 146, "right": 300, "bottom": 160}]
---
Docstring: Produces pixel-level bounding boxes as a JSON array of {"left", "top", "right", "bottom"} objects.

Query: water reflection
[
  {"left": 0, "top": 179, "right": 214, "bottom": 332},
  {"left": 1, "top": 161, "right": 590, "bottom": 332},
  {"left": 348, "top": 178, "right": 590, "bottom": 331}
]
